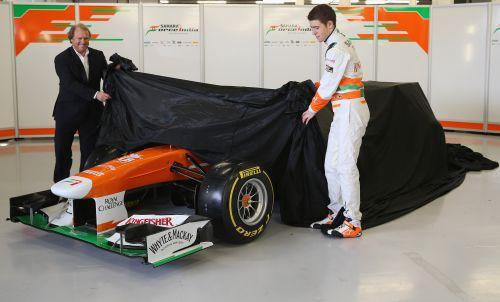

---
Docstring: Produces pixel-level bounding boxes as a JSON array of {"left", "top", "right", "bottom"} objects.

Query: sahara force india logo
[
  {"left": 265, "top": 24, "right": 311, "bottom": 36},
  {"left": 145, "top": 24, "right": 199, "bottom": 36},
  {"left": 493, "top": 25, "right": 500, "bottom": 45}
]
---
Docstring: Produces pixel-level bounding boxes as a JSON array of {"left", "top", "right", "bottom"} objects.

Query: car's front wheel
[{"left": 196, "top": 162, "right": 274, "bottom": 244}]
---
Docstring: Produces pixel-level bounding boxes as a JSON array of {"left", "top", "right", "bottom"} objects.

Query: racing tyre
[{"left": 196, "top": 162, "right": 274, "bottom": 244}]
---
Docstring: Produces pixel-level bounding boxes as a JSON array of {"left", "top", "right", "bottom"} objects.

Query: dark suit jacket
[{"left": 53, "top": 46, "right": 107, "bottom": 123}]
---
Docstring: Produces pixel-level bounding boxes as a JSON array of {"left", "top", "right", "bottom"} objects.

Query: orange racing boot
[{"left": 322, "top": 219, "right": 362, "bottom": 238}]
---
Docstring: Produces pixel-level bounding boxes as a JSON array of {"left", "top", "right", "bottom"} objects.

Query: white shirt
[
  {"left": 72, "top": 47, "right": 99, "bottom": 100},
  {"left": 73, "top": 47, "right": 89, "bottom": 80}
]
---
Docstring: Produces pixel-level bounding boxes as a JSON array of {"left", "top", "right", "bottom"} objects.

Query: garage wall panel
[
  {"left": 376, "top": 6, "right": 430, "bottom": 96},
  {"left": 0, "top": 3, "right": 15, "bottom": 139},
  {"left": 78, "top": 4, "right": 140, "bottom": 69},
  {"left": 488, "top": 4, "right": 500, "bottom": 132},
  {"left": 204, "top": 5, "right": 260, "bottom": 87},
  {"left": 334, "top": 6, "right": 376, "bottom": 81},
  {"left": 143, "top": 5, "right": 201, "bottom": 81},
  {"left": 14, "top": 3, "right": 76, "bottom": 136},
  {"left": 263, "top": 6, "right": 319, "bottom": 89},
  {"left": 430, "top": 4, "right": 488, "bottom": 131}
]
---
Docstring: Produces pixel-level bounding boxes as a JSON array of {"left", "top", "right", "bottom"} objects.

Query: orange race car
[{"left": 9, "top": 144, "right": 274, "bottom": 267}]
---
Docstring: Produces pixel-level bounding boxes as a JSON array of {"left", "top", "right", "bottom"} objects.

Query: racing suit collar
[{"left": 324, "top": 27, "right": 339, "bottom": 46}]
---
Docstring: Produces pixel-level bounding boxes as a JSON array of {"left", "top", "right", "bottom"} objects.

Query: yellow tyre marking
[
  {"left": 228, "top": 177, "right": 240, "bottom": 228},
  {"left": 262, "top": 170, "right": 275, "bottom": 217}
]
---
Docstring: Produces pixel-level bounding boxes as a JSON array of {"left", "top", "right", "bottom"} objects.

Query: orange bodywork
[{"left": 77, "top": 145, "right": 204, "bottom": 199}]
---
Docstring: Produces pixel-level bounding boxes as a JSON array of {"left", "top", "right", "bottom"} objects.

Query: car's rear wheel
[{"left": 196, "top": 162, "right": 274, "bottom": 244}]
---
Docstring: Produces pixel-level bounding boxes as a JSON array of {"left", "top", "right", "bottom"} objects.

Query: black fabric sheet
[
  {"left": 99, "top": 68, "right": 330, "bottom": 225},
  {"left": 98, "top": 64, "right": 497, "bottom": 229},
  {"left": 331, "top": 82, "right": 455, "bottom": 228}
]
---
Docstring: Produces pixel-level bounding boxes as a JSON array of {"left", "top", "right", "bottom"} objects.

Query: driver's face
[{"left": 309, "top": 20, "right": 334, "bottom": 43}]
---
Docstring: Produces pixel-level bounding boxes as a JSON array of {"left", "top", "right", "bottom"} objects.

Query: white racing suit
[{"left": 308, "top": 28, "right": 370, "bottom": 226}]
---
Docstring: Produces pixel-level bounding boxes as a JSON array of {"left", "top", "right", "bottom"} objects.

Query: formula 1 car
[{"left": 9, "top": 145, "right": 274, "bottom": 267}]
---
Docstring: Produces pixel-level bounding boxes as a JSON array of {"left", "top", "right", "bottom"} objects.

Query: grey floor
[{"left": 0, "top": 132, "right": 499, "bottom": 302}]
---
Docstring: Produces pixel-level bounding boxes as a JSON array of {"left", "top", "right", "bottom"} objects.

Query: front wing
[{"left": 9, "top": 190, "right": 213, "bottom": 267}]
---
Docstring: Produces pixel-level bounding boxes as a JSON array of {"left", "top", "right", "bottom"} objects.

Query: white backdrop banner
[
  {"left": 143, "top": 5, "right": 201, "bottom": 81},
  {"left": 488, "top": 4, "right": 500, "bottom": 132},
  {"left": 14, "top": 3, "right": 76, "bottom": 136},
  {"left": 8, "top": 3, "right": 500, "bottom": 136},
  {"left": 0, "top": 3, "right": 15, "bottom": 139},
  {"left": 78, "top": 4, "right": 140, "bottom": 68},
  {"left": 263, "top": 6, "right": 319, "bottom": 89},
  {"left": 430, "top": 4, "right": 488, "bottom": 131},
  {"left": 376, "top": 6, "right": 430, "bottom": 96},
  {"left": 334, "top": 6, "right": 376, "bottom": 81},
  {"left": 203, "top": 5, "right": 260, "bottom": 87}
]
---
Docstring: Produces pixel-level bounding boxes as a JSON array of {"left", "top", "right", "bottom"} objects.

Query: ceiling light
[{"left": 197, "top": 1, "right": 227, "bottom": 3}]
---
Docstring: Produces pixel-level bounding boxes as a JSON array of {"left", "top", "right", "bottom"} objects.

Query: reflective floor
[{"left": 0, "top": 132, "right": 499, "bottom": 302}]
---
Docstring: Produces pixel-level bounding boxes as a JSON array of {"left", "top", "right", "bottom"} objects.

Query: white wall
[
  {"left": 142, "top": 4, "right": 201, "bottom": 81},
  {"left": 203, "top": 5, "right": 260, "bottom": 87},
  {"left": 377, "top": 6, "right": 430, "bottom": 96},
  {"left": 430, "top": 4, "right": 488, "bottom": 131},
  {"left": 0, "top": 3, "right": 15, "bottom": 139},
  {"left": 335, "top": 6, "right": 376, "bottom": 81},
  {"left": 263, "top": 6, "right": 319, "bottom": 88},
  {"left": 14, "top": 3, "right": 141, "bottom": 136},
  {"left": 488, "top": 4, "right": 500, "bottom": 132},
  {"left": 5, "top": 3, "right": 499, "bottom": 135},
  {"left": 78, "top": 3, "right": 141, "bottom": 69},
  {"left": 14, "top": 3, "right": 76, "bottom": 136}
]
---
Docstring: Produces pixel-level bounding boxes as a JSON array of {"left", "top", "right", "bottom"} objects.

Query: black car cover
[{"left": 98, "top": 59, "right": 497, "bottom": 229}]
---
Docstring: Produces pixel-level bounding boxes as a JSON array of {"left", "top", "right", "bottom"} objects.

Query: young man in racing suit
[{"left": 302, "top": 4, "right": 370, "bottom": 238}]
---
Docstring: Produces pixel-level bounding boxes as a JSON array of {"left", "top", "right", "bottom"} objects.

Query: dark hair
[
  {"left": 67, "top": 23, "right": 91, "bottom": 41},
  {"left": 307, "top": 4, "right": 336, "bottom": 27}
]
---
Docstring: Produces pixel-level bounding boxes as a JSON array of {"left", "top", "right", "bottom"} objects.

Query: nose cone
[{"left": 51, "top": 176, "right": 93, "bottom": 199}]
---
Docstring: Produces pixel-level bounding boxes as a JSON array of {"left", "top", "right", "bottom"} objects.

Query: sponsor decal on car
[
  {"left": 148, "top": 229, "right": 194, "bottom": 254},
  {"left": 94, "top": 191, "right": 128, "bottom": 233},
  {"left": 118, "top": 214, "right": 190, "bottom": 228},
  {"left": 97, "top": 195, "right": 124, "bottom": 212},
  {"left": 117, "top": 153, "right": 141, "bottom": 163},
  {"left": 98, "top": 164, "right": 116, "bottom": 171},
  {"left": 82, "top": 170, "right": 105, "bottom": 177},
  {"left": 146, "top": 220, "right": 210, "bottom": 264},
  {"left": 239, "top": 166, "right": 261, "bottom": 179},
  {"left": 62, "top": 178, "right": 82, "bottom": 186}
]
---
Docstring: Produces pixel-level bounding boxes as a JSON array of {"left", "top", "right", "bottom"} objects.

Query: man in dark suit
[{"left": 53, "top": 23, "right": 111, "bottom": 183}]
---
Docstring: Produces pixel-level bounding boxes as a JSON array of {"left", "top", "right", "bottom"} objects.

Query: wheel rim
[{"left": 237, "top": 178, "right": 268, "bottom": 226}]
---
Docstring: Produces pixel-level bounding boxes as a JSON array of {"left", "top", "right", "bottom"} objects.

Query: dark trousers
[{"left": 53, "top": 115, "right": 100, "bottom": 183}]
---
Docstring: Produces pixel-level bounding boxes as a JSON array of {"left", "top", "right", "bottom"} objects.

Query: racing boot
[
  {"left": 310, "top": 207, "right": 345, "bottom": 230},
  {"left": 322, "top": 218, "right": 362, "bottom": 238}
]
